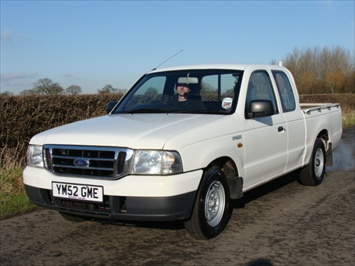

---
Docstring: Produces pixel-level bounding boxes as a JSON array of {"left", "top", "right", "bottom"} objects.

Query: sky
[{"left": 1, "top": 0, "right": 354, "bottom": 95}]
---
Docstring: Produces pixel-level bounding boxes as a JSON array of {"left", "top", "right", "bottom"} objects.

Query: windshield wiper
[
  {"left": 169, "top": 109, "right": 212, "bottom": 114},
  {"left": 122, "top": 108, "right": 170, "bottom": 114},
  {"left": 121, "top": 108, "right": 222, "bottom": 115}
]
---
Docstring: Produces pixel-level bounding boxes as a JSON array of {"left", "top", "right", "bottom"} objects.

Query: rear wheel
[
  {"left": 299, "top": 138, "right": 326, "bottom": 186},
  {"left": 184, "top": 166, "right": 231, "bottom": 240}
]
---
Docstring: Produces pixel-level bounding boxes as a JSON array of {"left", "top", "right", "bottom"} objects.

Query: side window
[
  {"left": 246, "top": 71, "right": 278, "bottom": 116},
  {"left": 272, "top": 71, "right": 296, "bottom": 112}
]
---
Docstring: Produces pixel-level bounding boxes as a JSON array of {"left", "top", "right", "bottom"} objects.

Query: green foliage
[
  {"left": 343, "top": 115, "right": 355, "bottom": 128},
  {"left": 0, "top": 168, "right": 36, "bottom": 219}
]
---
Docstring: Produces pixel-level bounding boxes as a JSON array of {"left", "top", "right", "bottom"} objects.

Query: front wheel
[
  {"left": 299, "top": 138, "right": 326, "bottom": 186},
  {"left": 184, "top": 166, "right": 232, "bottom": 240}
]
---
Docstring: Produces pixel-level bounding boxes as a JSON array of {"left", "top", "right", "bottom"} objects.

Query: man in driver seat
[{"left": 169, "top": 79, "right": 206, "bottom": 111}]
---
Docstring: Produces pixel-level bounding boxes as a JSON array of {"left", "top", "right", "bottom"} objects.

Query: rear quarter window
[{"left": 272, "top": 71, "right": 296, "bottom": 112}]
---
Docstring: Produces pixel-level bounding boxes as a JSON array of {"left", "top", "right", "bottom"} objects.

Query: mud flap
[
  {"left": 229, "top": 176, "right": 244, "bottom": 199},
  {"left": 326, "top": 143, "right": 333, "bottom": 166}
]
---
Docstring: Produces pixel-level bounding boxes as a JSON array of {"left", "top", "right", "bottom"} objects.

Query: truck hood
[{"left": 30, "top": 113, "right": 224, "bottom": 149}]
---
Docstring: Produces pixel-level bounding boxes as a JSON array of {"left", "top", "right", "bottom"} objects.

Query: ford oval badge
[{"left": 73, "top": 158, "right": 90, "bottom": 167}]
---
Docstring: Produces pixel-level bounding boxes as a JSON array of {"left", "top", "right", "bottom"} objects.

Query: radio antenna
[{"left": 152, "top": 49, "right": 183, "bottom": 70}]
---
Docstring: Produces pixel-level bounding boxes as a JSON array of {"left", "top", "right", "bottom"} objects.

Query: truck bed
[{"left": 300, "top": 103, "right": 341, "bottom": 115}]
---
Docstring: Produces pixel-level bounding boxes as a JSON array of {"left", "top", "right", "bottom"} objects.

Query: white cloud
[
  {"left": 1, "top": 30, "right": 12, "bottom": 42},
  {"left": 0, "top": 72, "right": 38, "bottom": 94},
  {"left": 1, "top": 30, "right": 31, "bottom": 43},
  {"left": 1, "top": 72, "right": 36, "bottom": 82}
]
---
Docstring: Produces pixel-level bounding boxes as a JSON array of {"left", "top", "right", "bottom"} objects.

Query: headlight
[
  {"left": 27, "top": 145, "right": 44, "bottom": 168},
  {"left": 130, "top": 150, "right": 182, "bottom": 175}
]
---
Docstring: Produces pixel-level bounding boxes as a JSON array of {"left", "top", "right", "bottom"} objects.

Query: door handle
[{"left": 278, "top": 126, "right": 285, "bottom": 132}]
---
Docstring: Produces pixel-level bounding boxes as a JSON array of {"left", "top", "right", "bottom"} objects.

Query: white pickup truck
[{"left": 24, "top": 64, "right": 342, "bottom": 239}]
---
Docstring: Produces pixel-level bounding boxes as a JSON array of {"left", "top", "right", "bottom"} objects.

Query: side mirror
[
  {"left": 107, "top": 101, "right": 118, "bottom": 114},
  {"left": 247, "top": 100, "right": 274, "bottom": 119}
]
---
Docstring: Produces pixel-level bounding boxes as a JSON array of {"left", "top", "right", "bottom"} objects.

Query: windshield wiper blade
[
  {"left": 122, "top": 108, "right": 169, "bottom": 114},
  {"left": 121, "top": 108, "right": 216, "bottom": 114},
  {"left": 169, "top": 109, "right": 211, "bottom": 114}
]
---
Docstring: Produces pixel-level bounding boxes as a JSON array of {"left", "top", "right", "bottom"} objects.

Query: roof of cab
[{"left": 147, "top": 64, "right": 286, "bottom": 74}]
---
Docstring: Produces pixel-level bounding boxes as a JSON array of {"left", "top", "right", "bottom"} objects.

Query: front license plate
[{"left": 52, "top": 182, "right": 103, "bottom": 202}]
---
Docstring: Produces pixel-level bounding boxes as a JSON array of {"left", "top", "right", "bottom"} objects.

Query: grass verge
[
  {"left": 343, "top": 113, "right": 355, "bottom": 128},
  {"left": 0, "top": 168, "right": 37, "bottom": 219}
]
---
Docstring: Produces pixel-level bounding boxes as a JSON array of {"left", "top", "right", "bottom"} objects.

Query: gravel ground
[{"left": 0, "top": 127, "right": 354, "bottom": 266}]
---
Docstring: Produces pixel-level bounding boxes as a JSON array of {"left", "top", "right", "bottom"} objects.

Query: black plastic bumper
[{"left": 25, "top": 185, "right": 196, "bottom": 222}]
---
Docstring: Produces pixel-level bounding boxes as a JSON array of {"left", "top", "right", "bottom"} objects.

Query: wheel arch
[
  {"left": 304, "top": 127, "right": 330, "bottom": 167},
  {"left": 316, "top": 129, "right": 334, "bottom": 166},
  {"left": 205, "top": 156, "right": 243, "bottom": 200},
  {"left": 317, "top": 129, "right": 329, "bottom": 148}
]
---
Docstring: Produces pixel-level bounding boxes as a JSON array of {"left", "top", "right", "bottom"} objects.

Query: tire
[
  {"left": 60, "top": 212, "right": 86, "bottom": 222},
  {"left": 299, "top": 138, "right": 326, "bottom": 186},
  {"left": 184, "top": 166, "right": 232, "bottom": 240}
]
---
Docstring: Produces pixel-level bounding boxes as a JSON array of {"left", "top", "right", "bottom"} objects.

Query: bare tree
[
  {"left": 281, "top": 46, "right": 354, "bottom": 94},
  {"left": 0, "top": 91, "right": 14, "bottom": 96},
  {"left": 33, "top": 78, "right": 64, "bottom": 95},
  {"left": 98, "top": 84, "right": 119, "bottom": 94},
  {"left": 145, "top": 87, "right": 158, "bottom": 94},
  {"left": 66, "top": 85, "right": 82, "bottom": 95},
  {"left": 20, "top": 89, "right": 37, "bottom": 95}
]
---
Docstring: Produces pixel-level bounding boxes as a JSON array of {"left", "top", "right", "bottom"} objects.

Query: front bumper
[
  {"left": 25, "top": 184, "right": 196, "bottom": 221},
  {"left": 23, "top": 166, "right": 202, "bottom": 221}
]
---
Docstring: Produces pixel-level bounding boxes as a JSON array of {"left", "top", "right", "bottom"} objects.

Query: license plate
[{"left": 52, "top": 182, "right": 103, "bottom": 202}]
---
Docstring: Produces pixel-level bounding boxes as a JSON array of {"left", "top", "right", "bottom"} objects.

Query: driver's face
[{"left": 177, "top": 84, "right": 190, "bottom": 95}]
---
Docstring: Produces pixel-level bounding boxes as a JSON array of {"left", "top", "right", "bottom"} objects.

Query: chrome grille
[{"left": 43, "top": 145, "right": 132, "bottom": 179}]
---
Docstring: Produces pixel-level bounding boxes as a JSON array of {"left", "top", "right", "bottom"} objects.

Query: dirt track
[{"left": 1, "top": 127, "right": 354, "bottom": 266}]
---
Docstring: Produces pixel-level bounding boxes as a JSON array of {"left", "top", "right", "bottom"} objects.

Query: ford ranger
[{"left": 24, "top": 64, "right": 342, "bottom": 239}]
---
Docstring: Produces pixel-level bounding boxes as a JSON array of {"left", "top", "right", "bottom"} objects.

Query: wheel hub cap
[
  {"left": 205, "top": 181, "right": 226, "bottom": 227},
  {"left": 314, "top": 148, "right": 324, "bottom": 178}
]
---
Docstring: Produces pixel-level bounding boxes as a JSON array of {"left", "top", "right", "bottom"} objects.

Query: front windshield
[{"left": 112, "top": 69, "right": 243, "bottom": 114}]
